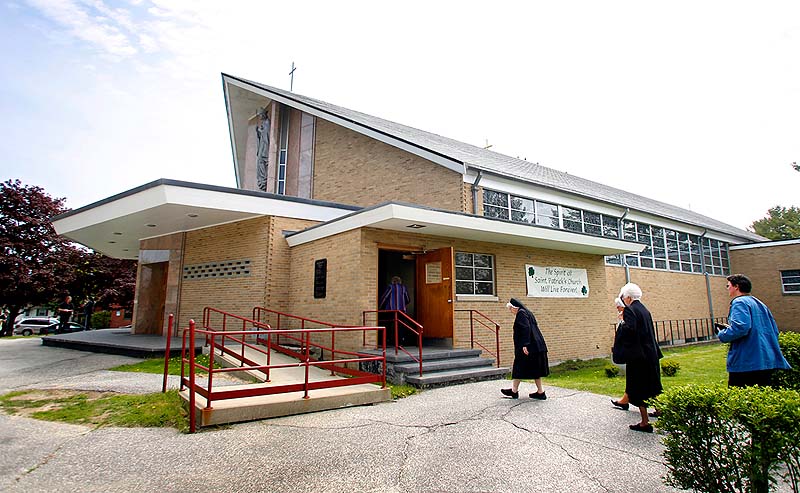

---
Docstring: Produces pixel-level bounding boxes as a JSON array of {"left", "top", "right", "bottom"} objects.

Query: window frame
[
  {"left": 781, "top": 269, "right": 800, "bottom": 295},
  {"left": 455, "top": 252, "right": 496, "bottom": 297}
]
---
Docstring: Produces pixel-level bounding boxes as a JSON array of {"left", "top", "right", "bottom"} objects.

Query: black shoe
[
  {"left": 529, "top": 391, "right": 547, "bottom": 400},
  {"left": 501, "top": 388, "right": 519, "bottom": 399},
  {"left": 629, "top": 423, "right": 653, "bottom": 433},
  {"left": 611, "top": 399, "right": 630, "bottom": 411},
  {"left": 648, "top": 410, "right": 661, "bottom": 418}
]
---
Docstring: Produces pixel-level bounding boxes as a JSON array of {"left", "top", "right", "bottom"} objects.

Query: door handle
[{"left": 447, "top": 299, "right": 452, "bottom": 303}]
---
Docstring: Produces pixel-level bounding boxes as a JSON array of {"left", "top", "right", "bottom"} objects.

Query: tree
[
  {"left": 66, "top": 252, "right": 137, "bottom": 309},
  {"left": 0, "top": 179, "right": 77, "bottom": 336},
  {"left": 750, "top": 206, "right": 800, "bottom": 240},
  {"left": 793, "top": 162, "right": 799, "bottom": 172}
]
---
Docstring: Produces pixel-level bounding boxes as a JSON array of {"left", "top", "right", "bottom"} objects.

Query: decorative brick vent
[{"left": 183, "top": 259, "right": 252, "bottom": 280}]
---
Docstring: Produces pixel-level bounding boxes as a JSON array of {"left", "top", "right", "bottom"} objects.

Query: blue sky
[{"left": 1, "top": 1, "right": 799, "bottom": 230}]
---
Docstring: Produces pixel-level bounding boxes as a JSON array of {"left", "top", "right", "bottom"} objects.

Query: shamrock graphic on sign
[{"left": 528, "top": 266, "right": 535, "bottom": 277}]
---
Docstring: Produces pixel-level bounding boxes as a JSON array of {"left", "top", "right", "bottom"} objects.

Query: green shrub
[
  {"left": 774, "top": 332, "right": 800, "bottom": 391},
  {"left": 91, "top": 310, "right": 111, "bottom": 329},
  {"left": 661, "top": 359, "right": 680, "bottom": 377},
  {"left": 655, "top": 385, "right": 800, "bottom": 493},
  {"left": 604, "top": 365, "right": 619, "bottom": 378}
]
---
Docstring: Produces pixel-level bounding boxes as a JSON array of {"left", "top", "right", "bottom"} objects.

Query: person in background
[
  {"left": 379, "top": 276, "right": 412, "bottom": 345},
  {"left": 717, "top": 274, "right": 791, "bottom": 387},
  {"left": 57, "top": 295, "right": 74, "bottom": 332},
  {"left": 82, "top": 297, "right": 95, "bottom": 330},
  {"left": 501, "top": 298, "right": 549, "bottom": 400},
  {"left": 611, "top": 297, "right": 631, "bottom": 411},
  {"left": 617, "top": 283, "right": 662, "bottom": 433}
]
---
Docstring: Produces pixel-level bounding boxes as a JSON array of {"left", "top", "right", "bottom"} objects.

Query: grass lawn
[
  {"left": 0, "top": 389, "right": 190, "bottom": 432},
  {"left": 546, "top": 342, "right": 728, "bottom": 398}
]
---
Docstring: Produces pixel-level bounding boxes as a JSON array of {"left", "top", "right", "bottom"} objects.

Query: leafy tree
[
  {"left": 750, "top": 206, "right": 800, "bottom": 240},
  {"left": 0, "top": 179, "right": 76, "bottom": 336},
  {"left": 66, "top": 252, "right": 137, "bottom": 310}
]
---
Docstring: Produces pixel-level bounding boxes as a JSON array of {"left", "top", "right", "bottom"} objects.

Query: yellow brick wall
[
  {"left": 312, "top": 119, "right": 465, "bottom": 211},
  {"left": 179, "top": 217, "right": 271, "bottom": 329},
  {"left": 730, "top": 245, "right": 800, "bottom": 332},
  {"left": 285, "top": 226, "right": 614, "bottom": 363}
]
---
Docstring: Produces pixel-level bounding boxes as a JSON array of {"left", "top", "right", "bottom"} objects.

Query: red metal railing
[
  {"left": 455, "top": 309, "right": 502, "bottom": 367},
  {"left": 179, "top": 308, "right": 386, "bottom": 433},
  {"left": 362, "top": 309, "right": 423, "bottom": 376},
  {"left": 161, "top": 313, "right": 174, "bottom": 393}
]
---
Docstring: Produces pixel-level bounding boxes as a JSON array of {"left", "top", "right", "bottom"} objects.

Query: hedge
[
  {"left": 774, "top": 331, "right": 800, "bottom": 391},
  {"left": 656, "top": 385, "right": 800, "bottom": 493}
]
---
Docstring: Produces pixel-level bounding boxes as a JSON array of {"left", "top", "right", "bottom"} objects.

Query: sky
[{"left": 1, "top": 1, "right": 798, "bottom": 231}]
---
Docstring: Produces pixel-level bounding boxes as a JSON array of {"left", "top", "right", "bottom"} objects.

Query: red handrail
[
  {"left": 455, "top": 309, "right": 502, "bottom": 367},
  {"left": 181, "top": 308, "right": 387, "bottom": 432},
  {"left": 362, "top": 309, "right": 423, "bottom": 376}
]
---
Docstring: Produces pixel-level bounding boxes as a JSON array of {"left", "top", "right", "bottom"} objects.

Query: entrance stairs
[{"left": 361, "top": 347, "right": 510, "bottom": 388}]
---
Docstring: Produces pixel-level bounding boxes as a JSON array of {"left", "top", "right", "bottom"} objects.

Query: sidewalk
[{"left": 0, "top": 337, "right": 705, "bottom": 492}]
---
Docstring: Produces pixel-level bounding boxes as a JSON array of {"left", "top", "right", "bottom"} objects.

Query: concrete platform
[
  {"left": 182, "top": 345, "right": 391, "bottom": 427},
  {"left": 41, "top": 328, "right": 204, "bottom": 358}
]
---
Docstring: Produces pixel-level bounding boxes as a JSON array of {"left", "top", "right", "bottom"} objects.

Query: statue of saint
[{"left": 255, "top": 107, "right": 270, "bottom": 191}]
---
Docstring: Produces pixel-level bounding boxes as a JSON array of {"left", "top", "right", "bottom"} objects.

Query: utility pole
[{"left": 289, "top": 62, "right": 296, "bottom": 91}]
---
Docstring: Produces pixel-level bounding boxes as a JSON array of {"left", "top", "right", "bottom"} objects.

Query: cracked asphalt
[{"left": 1, "top": 337, "right": 684, "bottom": 492}]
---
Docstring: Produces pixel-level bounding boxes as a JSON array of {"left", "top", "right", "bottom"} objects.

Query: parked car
[
  {"left": 13, "top": 317, "right": 59, "bottom": 336},
  {"left": 42, "top": 322, "right": 86, "bottom": 335}
]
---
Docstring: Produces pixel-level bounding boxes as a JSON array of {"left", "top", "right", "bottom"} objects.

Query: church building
[{"left": 53, "top": 73, "right": 785, "bottom": 365}]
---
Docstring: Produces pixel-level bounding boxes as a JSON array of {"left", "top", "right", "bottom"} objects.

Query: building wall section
[
  {"left": 313, "top": 119, "right": 465, "bottom": 211},
  {"left": 730, "top": 244, "right": 800, "bottom": 332}
]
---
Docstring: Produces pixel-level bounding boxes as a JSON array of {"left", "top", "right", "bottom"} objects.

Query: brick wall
[
  {"left": 285, "top": 226, "right": 615, "bottom": 363},
  {"left": 730, "top": 244, "right": 800, "bottom": 332},
  {"left": 312, "top": 119, "right": 464, "bottom": 211}
]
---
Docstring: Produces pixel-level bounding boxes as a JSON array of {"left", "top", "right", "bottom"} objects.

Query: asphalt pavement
[{"left": 0, "top": 337, "right": 688, "bottom": 492}]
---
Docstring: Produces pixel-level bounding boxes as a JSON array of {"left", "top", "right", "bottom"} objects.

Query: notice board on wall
[{"left": 314, "top": 259, "right": 327, "bottom": 299}]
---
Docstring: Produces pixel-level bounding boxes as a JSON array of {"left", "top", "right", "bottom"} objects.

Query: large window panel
[
  {"left": 455, "top": 252, "right": 495, "bottom": 296},
  {"left": 781, "top": 270, "right": 800, "bottom": 293},
  {"left": 535, "top": 201, "right": 559, "bottom": 228}
]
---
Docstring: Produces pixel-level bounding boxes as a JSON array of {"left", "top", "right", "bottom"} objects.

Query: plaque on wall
[
  {"left": 425, "top": 261, "right": 442, "bottom": 284},
  {"left": 314, "top": 259, "right": 327, "bottom": 299}
]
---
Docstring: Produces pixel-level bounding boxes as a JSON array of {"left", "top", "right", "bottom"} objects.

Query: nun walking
[{"left": 501, "top": 298, "right": 550, "bottom": 399}]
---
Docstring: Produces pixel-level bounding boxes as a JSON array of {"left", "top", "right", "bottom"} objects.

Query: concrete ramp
[{"left": 180, "top": 345, "right": 391, "bottom": 427}]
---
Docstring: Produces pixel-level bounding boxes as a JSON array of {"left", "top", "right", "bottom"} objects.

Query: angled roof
[{"left": 223, "top": 74, "right": 763, "bottom": 242}]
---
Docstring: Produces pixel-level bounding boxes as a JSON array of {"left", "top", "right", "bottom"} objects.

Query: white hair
[{"left": 619, "top": 283, "right": 643, "bottom": 300}]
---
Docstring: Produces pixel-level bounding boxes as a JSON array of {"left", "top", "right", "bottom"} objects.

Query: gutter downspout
[
  {"left": 618, "top": 208, "right": 631, "bottom": 283},
  {"left": 470, "top": 169, "right": 483, "bottom": 215},
  {"left": 698, "top": 230, "right": 715, "bottom": 323}
]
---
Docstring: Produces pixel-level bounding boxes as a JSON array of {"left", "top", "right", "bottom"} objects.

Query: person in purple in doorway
[{"left": 380, "top": 276, "right": 411, "bottom": 345}]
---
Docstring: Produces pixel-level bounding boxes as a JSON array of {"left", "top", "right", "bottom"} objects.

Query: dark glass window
[{"left": 455, "top": 252, "right": 495, "bottom": 295}]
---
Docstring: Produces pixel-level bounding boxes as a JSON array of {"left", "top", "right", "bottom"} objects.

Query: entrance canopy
[
  {"left": 51, "top": 179, "right": 359, "bottom": 259},
  {"left": 286, "top": 202, "right": 645, "bottom": 255}
]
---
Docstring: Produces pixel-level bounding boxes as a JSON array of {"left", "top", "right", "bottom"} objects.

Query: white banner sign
[{"left": 525, "top": 265, "right": 589, "bottom": 298}]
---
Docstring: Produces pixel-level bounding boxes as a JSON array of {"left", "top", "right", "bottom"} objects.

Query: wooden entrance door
[{"left": 415, "top": 247, "right": 454, "bottom": 339}]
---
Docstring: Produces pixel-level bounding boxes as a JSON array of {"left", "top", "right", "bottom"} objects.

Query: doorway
[{"left": 135, "top": 262, "right": 168, "bottom": 335}]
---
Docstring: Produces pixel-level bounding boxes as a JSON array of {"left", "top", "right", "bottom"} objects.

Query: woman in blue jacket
[{"left": 717, "top": 274, "right": 791, "bottom": 387}]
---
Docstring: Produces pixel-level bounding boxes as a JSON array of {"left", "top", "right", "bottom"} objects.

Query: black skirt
[
  {"left": 625, "top": 358, "right": 662, "bottom": 407},
  {"left": 511, "top": 349, "right": 550, "bottom": 379}
]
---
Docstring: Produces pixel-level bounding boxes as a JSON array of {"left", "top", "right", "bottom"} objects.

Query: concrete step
[
  {"left": 181, "top": 384, "right": 391, "bottom": 427},
  {"left": 404, "top": 366, "right": 510, "bottom": 388},
  {"left": 362, "top": 347, "right": 483, "bottom": 363},
  {"left": 392, "top": 356, "right": 496, "bottom": 374}
]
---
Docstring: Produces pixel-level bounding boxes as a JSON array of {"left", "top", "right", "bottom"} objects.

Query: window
[
  {"left": 455, "top": 252, "right": 495, "bottom": 295},
  {"left": 277, "top": 107, "right": 290, "bottom": 195},
  {"left": 782, "top": 270, "right": 800, "bottom": 294}
]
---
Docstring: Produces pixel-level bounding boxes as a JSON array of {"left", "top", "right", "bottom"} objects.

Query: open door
[{"left": 415, "top": 247, "right": 454, "bottom": 341}]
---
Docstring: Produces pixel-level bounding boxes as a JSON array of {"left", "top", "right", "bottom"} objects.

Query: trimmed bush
[
  {"left": 661, "top": 359, "right": 680, "bottom": 377},
  {"left": 604, "top": 365, "right": 619, "bottom": 378},
  {"left": 774, "top": 331, "right": 800, "bottom": 391},
  {"left": 656, "top": 385, "right": 800, "bottom": 493},
  {"left": 91, "top": 310, "right": 111, "bottom": 329}
]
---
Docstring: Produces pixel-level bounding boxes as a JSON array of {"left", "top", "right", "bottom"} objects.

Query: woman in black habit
[
  {"left": 501, "top": 298, "right": 549, "bottom": 399},
  {"left": 616, "top": 283, "right": 663, "bottom": 433}
]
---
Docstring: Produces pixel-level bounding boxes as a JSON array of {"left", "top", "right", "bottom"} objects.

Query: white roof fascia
[
  {"left": 222, "top": 79, "right": 241, "bottom": 187},
  {"left": 223, "top": 76, "right": 466, "bottom": 175},
  {"left": 730, "top": 238, "right": 800, "bottom": 250},
  {"left": 286, "top": 203, "right": 645, "bottom": 255}
]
